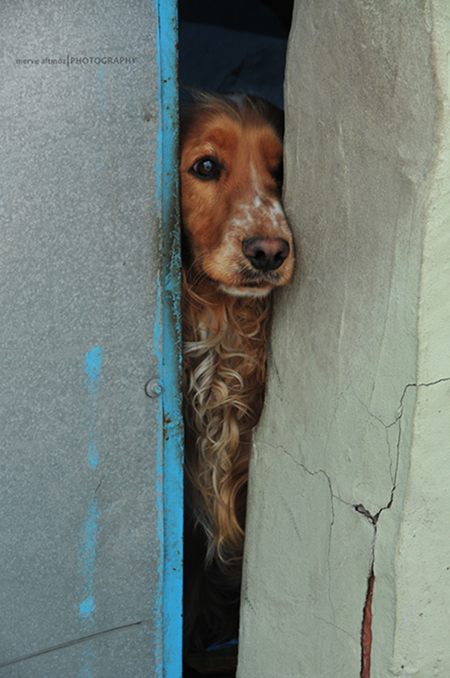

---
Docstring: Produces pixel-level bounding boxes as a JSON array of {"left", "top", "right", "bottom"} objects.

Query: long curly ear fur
[
  {"left": 181, "top": 92, "right": 292, "bottom": 653},
  {"left": 183, "top": 270, "right": 270, "bottom": 574},
  {"left": 182, "top": 270, "right": 270, "bottom": 654}
]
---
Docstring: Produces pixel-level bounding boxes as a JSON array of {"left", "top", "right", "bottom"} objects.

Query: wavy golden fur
[{"left": 181, "top": 92, "right": 293, "bottom": 652}]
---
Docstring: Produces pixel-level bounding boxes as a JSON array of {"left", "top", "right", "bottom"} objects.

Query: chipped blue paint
[
  {"left": 79, "top": 496, "right": 100, "bottom": 621},
  {"left": 88, "top": 441, "right": 98, "bottom": 471},
  {"left": 155, "top": 0, "right": 183, "bottom": 675},
  {"left": 79, "top": 347, "right": 103, "bottom": 678},
  {"left": 79, "top": 595, "right": 96, "bottom": 619},
  {"left": 79, "top": 664, "right": 94, "bottom": 678},
  {"left": 84, "top": 346, "right": 103, "bottom": 470},
  {"left": 84, "top": 346, "right": 103, "bottom": 392}
]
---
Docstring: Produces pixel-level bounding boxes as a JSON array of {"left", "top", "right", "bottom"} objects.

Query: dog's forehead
[{"left": 184, "top": 111, "right": 282, "bottom": 159}]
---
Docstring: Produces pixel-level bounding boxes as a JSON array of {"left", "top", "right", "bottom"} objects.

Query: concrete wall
[
  {"left": 0, "top": 2, "right": 182, "bottom": 676},
  {"left": 239, "top": 1, "right": 450, "bottom": 676}
]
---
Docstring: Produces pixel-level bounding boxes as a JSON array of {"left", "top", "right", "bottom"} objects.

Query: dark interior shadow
[{"left": 179, "top": 2, "right": 294, "bottom": 675}]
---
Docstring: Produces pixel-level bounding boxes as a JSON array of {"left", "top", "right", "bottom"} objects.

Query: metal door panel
[{"left": 0, "top": 1, "right": 182, "bottom": 675}]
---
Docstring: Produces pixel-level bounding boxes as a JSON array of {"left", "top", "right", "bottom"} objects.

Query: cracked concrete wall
[
  {"left": 389, "top": 3, "right": 450, "bottom": 675},
  {"left": 238, "top": 1, "right": 450, "bottom": 676}
]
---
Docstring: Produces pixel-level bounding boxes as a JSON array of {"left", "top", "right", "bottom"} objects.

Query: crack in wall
[
  {"left": 354, "top": 506, "right": 378, "bottom": 678},
  {"left": 355, "top": 453, "right": 396, "bottom": 677},
  {"left": 260, "top": 442, "right": 342, "bottom": 631},
  {"left": 361, "top": 565, "right": 375, "bottom": 678},
  {"left": 350, "top": 377, "right": 450, "bottom": 493},
  {"left": 350, "top": 377, "right": 450, "bottom": 522},
  {"left": 355, "top": 376, "right": 450, "bottom": 677},
  {"left": 0, "top": 620, "right": 148, "bottom": 669},
  {"left": 256, "top": 377, "right": 450, "bottom": 675}
]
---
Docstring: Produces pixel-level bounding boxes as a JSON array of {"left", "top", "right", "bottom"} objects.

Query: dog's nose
[{"left": 242, "top": 237, "right": 290, "bottom": 272}]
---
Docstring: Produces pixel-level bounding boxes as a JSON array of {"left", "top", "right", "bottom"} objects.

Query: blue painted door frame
[{"left": 156, "top": 1, "right": 183, "bottom": 676}]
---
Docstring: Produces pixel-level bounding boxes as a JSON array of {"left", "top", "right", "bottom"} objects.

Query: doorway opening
[
  {"left": 179, "top": 0, "right": 293, "bottom": 110},
  {"left": 179, "top": 2, "right": 294, "bottom": 676}
]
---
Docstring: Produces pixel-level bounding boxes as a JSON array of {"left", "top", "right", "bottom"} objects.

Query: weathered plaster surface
[
  {"left": 238, "top": 1, "right": 448, "bottom": 676},
  {"left": 386, "top": 2, "right": 450, "bottom": 675}
]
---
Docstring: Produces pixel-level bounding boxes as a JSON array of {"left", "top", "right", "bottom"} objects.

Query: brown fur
[{"left": 181, "top": 92, "right": 293, "bottom": 652}]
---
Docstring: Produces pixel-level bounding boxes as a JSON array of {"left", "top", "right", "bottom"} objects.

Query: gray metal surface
[{"left": 0, "top": 2, "right": 174, "bottom": 675}]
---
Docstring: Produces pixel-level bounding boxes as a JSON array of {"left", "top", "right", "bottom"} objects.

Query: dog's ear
[
  {"left": 250, "top": 95, "right": 284, "bottom": 138},
  {"left": 232, "top": 93, "right": 284, "bottom": 140},
  {"left": 262, "top": 100, "right": 284, "bottom": 140}
]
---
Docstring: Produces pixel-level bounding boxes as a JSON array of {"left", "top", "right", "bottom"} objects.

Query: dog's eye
[
  {"left": 272, "top": 163, "right": 283, "bottom": 190},
  {"left": 190, "top": 157, "right": 221, "bottom": 180}
]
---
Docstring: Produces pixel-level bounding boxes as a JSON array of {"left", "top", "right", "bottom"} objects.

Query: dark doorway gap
[
  {"left": 179, "top": 0, "right": 294, "bottom": 110},
  {"left": 179, "top": 1, "right": 294, "bottom": 675},
  {"left": 179, "top": 0, "right": 293, "bottom": 38}
]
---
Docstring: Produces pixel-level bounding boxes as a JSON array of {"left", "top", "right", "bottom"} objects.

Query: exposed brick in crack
[
  {"left": 361, "top": 567, "right": 375, "bottom": 678},
  {"left": 358, "top": 516, "right": 376, "bottom": 678},
  {"left": 354, "top": 500, "right": 392, "bottom": 678},
  {"left": 354, "top": 378, "right": 450, "bottom": 676},
  {"left": 260, "top": 376, "right": 450, "bottom": 676}
]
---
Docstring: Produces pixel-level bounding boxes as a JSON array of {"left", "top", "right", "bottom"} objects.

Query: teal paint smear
[
  {"left": 79, "top": 496, "right": 100, "bottom": 622},
  {"left": 88, "top": 441, "right": 98, "bottom": 471},
  {"left": 79, "top": 596, "right": 96, "bottom": 620},
  {"left": 84, "top": 346, "right": 103, "bottom": 396},
  {"left": 79, "top": 347, "right": 103, "bottom": 678},
  {"left": 80, "top": 664, "right": 94, "bottom": 678},
  {"left": 84, "top": 346, "right": 103, "bottom": 470}
]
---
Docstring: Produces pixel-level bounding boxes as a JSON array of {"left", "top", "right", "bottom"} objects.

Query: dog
[{"left": 180, "top": 92, "right": 294, "bottom": 654}]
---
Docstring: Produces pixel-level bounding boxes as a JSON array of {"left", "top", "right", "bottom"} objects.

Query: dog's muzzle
[{"left": 242, "top": 237, "right": 290, "bottom": 273}]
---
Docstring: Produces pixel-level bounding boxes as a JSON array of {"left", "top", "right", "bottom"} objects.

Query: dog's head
[{"left": 180, "top": 92, "right": 294, "bottom": 297}]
